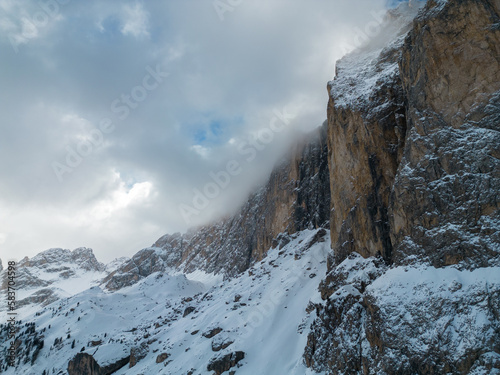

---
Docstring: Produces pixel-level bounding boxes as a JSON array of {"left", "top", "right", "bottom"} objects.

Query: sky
[{"left": 0, "top": 0, "right": 394, "bottom": 263}]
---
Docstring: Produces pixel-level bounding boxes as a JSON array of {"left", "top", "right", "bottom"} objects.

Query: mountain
[
  {"left": 1, "top": 0, "right": 499, "bottom": 374},
  {"left": 1, "top": 228, "right": 330, "bottom": 375},
  {"left": 0, "top": 248, "right": 109, "bottom": 318},
  {"left": 0, "top": 250, "right": 130, "bottom": 319}
]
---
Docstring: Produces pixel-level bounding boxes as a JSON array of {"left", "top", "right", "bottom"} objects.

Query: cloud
[
  {"left": 120, "top": 3, "right": 150, "bottom": 38},
  {"left": 0, "top": 0, "right": 389, "bottom": 263},
  {"left": 86, "top": 171, "right": 154, "bottom": 222},
  {"left": 191, "top": 145, "right": 212, "bottom": 159}
]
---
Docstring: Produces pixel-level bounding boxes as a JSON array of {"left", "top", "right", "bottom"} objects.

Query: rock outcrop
[
  {"left": 305, "top": 253, "right": 500, "bottom": 374},
  {"left": 391, "top": 0, "right": 500, "bottom": 268},
  {"left": 327, "top": 0, "right": 499, "bottom": 269},
  {"left": 67, "top": 353, "right": 101, "bottom": 375},
  {"left": 326, "top": 8, "right": 413, "bottom": 265},
  {"left": 104, "top": 125, "right": 330, "bottom": 289},
  {"left": 129, "top": 342, "right": 148, "bottom": 367},
  {"left": 207, "top": 351, "right": 245, "bottom": 375},
  {"left": 67, "top": 353, "right": 130, "bottom": 375}
]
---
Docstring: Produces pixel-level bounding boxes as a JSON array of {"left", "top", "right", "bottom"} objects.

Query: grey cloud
[{"left": 0, "top": 0, "right": 388, "bottom": 262}]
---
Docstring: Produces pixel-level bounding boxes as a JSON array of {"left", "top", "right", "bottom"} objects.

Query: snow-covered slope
[{"left": 0, "top": 228, "right": 330, "bottom": 374}]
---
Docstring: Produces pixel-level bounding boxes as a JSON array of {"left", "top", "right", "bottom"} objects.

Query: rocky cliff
[
  {"left": 328, "top": 0, "right": 499, "bottom": 269},
  {"left": 391, "top": 0, "right": 500, "bottom": 268},
  {"left": 305, "top": 0, "right": 500, "bottom": 373},
  {"left": 103, "top": 124, "right": 330, "bottom": 290}
]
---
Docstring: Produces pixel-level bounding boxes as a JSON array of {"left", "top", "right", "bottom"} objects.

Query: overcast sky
[{"left": 0, "top": 0, "right": 392, "bottom": 263}]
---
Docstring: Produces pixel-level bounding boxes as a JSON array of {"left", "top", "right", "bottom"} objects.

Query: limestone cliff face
[
  {"left": 327, "top": 0, "right": 500, "bottom": 269},
  {"left": 306, "top": 1, "right": 500, "bottom": 373},
  {"left": 104, "top": 125, "right": 330, "bottom": 290},
  {"left": 326, "top": 14, "right": 411, "bottom": 265},
  {"left": 391, "top": 0, "right": 500, "bottom": 268}
]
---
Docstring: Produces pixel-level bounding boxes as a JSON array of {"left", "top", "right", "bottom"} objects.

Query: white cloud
[
  {"left": 121, "top": 3, "right": 150, "bottom": 38},
  {"left": 88, "top": 173, "right": 153, "bottom": 222},
  {"left": 0, "top": 0, "right": 66, "bottom": 50}
]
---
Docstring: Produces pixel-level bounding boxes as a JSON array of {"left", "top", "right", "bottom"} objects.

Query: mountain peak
[{"left": 18, "top": 247, "right": 104, "bottom": 272}]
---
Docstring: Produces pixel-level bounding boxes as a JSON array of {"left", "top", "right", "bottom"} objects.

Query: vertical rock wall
[
  {"left": 306, "top": 1, "right": 500, "bottom": 373},
  {"left": 391, "top": 0, "right": 500, "bottom": 268},
  {"left": 327, "top": 0, "right": 500, "bottom": 270}
]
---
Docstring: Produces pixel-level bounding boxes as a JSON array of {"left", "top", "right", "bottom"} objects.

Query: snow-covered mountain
[
  {"left": 0, "top": 229, "right": 330, "bottom": 375},
  {"left": 0, "top": 248, "right": 111, "bottom": 319},
  {"left": 1, "top": 0, "right": 499, "bottom": 374}
]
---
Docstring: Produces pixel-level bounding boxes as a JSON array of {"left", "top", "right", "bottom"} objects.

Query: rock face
[
  {"left": 327, "top": 3, "right": 419, "bottom": 265},
  {"left": 306, "top": 1, "right": 500, "bottom": 373},
  {"left": 391, "top": 0, "right": 500, "bottom": 268},
  {"left": 327, "top": 0, "right": 500, "bottom": 268},
  {"left": 104, "top": 125, "right": 330, "bottom": 289},
  {"left": 129, "top": 343, "right": 148, "bottom": 368},
  {"left": 156, "top": 352, "right": 170, "bottom": 363},
  {"left": 67, "top": 353, "right": 101, "bottom": 375},
  {"left": 305, "top": 254, "right": 500, "bottom": 375}
]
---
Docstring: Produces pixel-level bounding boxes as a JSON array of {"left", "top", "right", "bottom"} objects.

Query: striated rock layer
[
  {"left": 306, "top": 0, "right": 500, "bottom": 374},
  {"left": 104, "top": 125, "right": 330, "bottom": 290}
]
